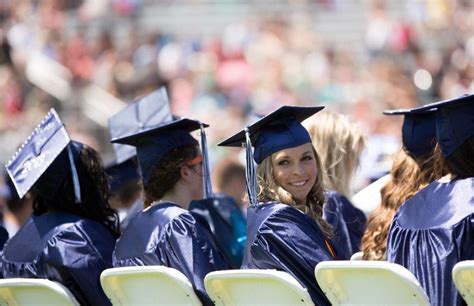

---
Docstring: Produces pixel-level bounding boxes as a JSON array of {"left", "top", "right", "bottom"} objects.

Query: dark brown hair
[
  {"left": 441, "top": 135, "right": 474, "bottom": 178},
  {"left": 33, "top": 146, "right": 120, "bottom": 238},
  {"left": 144, "top": 145, "right": 199, "bottom": 207}
]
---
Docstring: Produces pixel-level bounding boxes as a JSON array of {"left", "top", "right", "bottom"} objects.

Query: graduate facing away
[
  {"left": 220, "top": 105, "right": 343, "bottom": 306},
  {"left": 386, "top": 94, "right": 474, "bottom": 306},
  {"left": 111, "top": 116, "right": 229, "bottom": 306},
  {"left": 2, "top": 109, "right": 119, "bottom": 306}
]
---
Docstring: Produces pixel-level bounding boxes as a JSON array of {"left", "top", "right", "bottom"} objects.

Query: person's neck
[{"left": 157, "top": 187, "right": 193, "bottom": 210}]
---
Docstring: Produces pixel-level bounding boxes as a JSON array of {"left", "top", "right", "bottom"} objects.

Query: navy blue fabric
[
  {"left": 218, "top": 106, "right": 324, "bottom": 164},
  {"left": 111, "top": 118, "right": 205, "bottom": 185},
  {"left": 383, "top": 108, "right": 437, "bottom": 157},
  {"left": 1, "top": 212, "right": 115, "bottom": 305},
  {"left": 113, "top": 202, "right": 230, "bottom": 306},
  {"left": 5, "top": 109, "right": 82, "bottom": 199},
  {"left": 387, "top": 177, "right": 474, "bottom": 306},
  {"left": 411, "top": 93, "right": 474, "bottom": 157},
  {"left": 105, "top": 157, "right": 140, "bottom": 192},
  {"left": 189, "top": 193, "right": 247, "bottom": 268},
  {"left": 324, "top": 191, "right": 366, "bottom": 256},
  {"left": 242, "top": 202, "right": 342, "bottom": 305},
  {"left": 0, "top": 225, "right": 8, "bottom": 250}
]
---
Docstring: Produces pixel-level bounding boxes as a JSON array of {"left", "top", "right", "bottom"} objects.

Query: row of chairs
[{"left": 0, "top": 260, "right": 472, "bottom": 305}]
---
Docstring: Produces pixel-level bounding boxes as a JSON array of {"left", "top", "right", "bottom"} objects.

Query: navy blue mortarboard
[
  {"left": 111, "top": 118, "right": 208, "bottom": 185},
  {"left": 105, "top": 157, "right": 140, "bottom": 192},
  {"left": 219, "top": 105, "right": 325, "bottom": 164},
  {"left": 109, "top": 87, "right": 173, "bottom": 164},
  {"left": 5, "top": 109, "right": 83, "bottom": 201},
  {"left": 410, "top": 93, "right": 474, "bottom": 157},
  {"left": 383, "top": 108, "right": 437, "bottom": 158},
  {"left": 219, "top": 105, "right": 324, "bottom": 207}
]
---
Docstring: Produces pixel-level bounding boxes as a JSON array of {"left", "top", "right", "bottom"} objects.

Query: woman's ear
[{"left": 180, "top": 165, "right": 193, "bottom": 183}]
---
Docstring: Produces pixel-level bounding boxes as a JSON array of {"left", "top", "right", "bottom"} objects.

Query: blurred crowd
[{"left": 0, "top": 0, "right": 472, "bottom": 181}]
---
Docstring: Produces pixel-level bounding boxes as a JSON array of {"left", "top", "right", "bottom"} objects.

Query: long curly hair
[
  {"left": 361, "top": 147, "right": 442, "bottom": 260},
  {"left": 256, "top": 145, "right": 333, "bottom": 238},
  {"left": 304, "top": 111, "right": 366, "bottom": 198},
  {"left": 143, "top": 144, "right": 199, "bottom": 207},
  {"left": 33, "top": 145, "right": 120, "bottom": 238}
]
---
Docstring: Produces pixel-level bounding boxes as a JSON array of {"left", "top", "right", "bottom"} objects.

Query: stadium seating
[
  {"left": 100, "top": 266, "right": 202, "bottom": 306},
  {"left": 0, "top": 278, "right": 79, "bottom": 306},
  {"left": 204, "top": 269, "right": 314, "bottom": 306},
  {"left": 315, "top": 261, "right": 429, "bottom": 305},
  {"left": 453, "top": 260, "right": 474, "bottom": 305}
]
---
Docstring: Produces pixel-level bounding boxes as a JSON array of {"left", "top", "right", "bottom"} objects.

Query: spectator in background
[
  {"left": 212, "top": 156, "right": 247, "bottom": 213},
  {"left": 304, "top": 111, "right": 367, "bottom": 254}
]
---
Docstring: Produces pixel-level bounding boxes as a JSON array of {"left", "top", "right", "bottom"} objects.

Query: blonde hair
[
  {"left": 360, "top": 148, "right": 442, "bottom": 260},
  {"left": 256, "top": 146, "right": 333, "bottom": 238},
  {"left": 304, "top": 112, "right": 366, "bottom": 198}
]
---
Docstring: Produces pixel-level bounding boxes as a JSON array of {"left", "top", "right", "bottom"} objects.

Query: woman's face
[{"left": 271, "top": 143, "right": 317, "bottom": 203}]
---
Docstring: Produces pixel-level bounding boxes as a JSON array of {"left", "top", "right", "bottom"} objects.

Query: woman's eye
[
  {"left": 302, "top": 155, "right": 313, "bottom": 161},
  {"left": 277, "top": 160, "right": 289, "bottom": 166}
]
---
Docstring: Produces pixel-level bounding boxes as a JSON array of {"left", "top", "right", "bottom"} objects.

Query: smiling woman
[{"left": 219, "top": 105, "right": 343, "bottom": 306}]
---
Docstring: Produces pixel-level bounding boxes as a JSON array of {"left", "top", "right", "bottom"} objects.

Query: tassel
[
  {"left": 67, "top": 145, "right": 81, "bottom": 203},
  {"left": 244, "top": 127, "right": 258, "bottom": 207},
  {"left": 200, "top": 123, "right": 213, "bottom": 198}
]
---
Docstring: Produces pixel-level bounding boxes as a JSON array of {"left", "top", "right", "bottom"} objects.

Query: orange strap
[
  {"left": 187, "top": 155, "right": 203, "bottom": 166},
  {"left": 325, "top": 238, "right": 337, "bottom": 259}
]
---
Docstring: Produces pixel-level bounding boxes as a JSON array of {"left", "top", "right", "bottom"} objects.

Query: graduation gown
[
  {"left": 242, "top": 202, "right": 340, "bottom": 306},
  {"left": 324, "top": 191, "right": 367, "bottom": 257},
  {"left": 189, "top": 193, "right": 247, "bottom": 268},
  {"left": 1, "top": 212, "right": 115, "bottom": 306},
  {"left": 112, "top": 202, "right": 230, "bottom": 306},
  {"left": 387, "top": 178, "right": 474, "bottom": 306}
]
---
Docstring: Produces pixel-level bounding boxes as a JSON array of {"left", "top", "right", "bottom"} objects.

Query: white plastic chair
[
  {"left": 315, "top": 261, "right": 429, "bottom": 305},
  {"left": 350, "top": 252, "right": 364, "bottom": 261},
  {"left": 453, "top": 260, "right": 474, "bottom": 306},
  {"left": 204, "top": 269, "right": 314, "bottom": 306},
  {"left": 100, "top": 266, "right": 202, "bottom": 306},
  {"left": 0, "top": 278, "right": 79, "bottom": 306}
]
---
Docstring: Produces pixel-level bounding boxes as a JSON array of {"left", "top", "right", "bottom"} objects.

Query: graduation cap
[
  {"left": 5, "top": 109, "right": 83, "bottom": 201},
  {"left": 111, "top": 118, "right": 208, "bottom": 185},
  {"left": 383, "top": 108, "right": 437, "bottom": 158},
  {"left": 109, "top": 87, "right": 173, "bottom": 164},
  {"left": 219, "top": 105, "right": 324, "bottom": 206},
  {"left": 410, "top": 93, "right": 474, "bottom": 157},
  {"left": 105, "top": 157, "right": 140, "bottom": 192}
]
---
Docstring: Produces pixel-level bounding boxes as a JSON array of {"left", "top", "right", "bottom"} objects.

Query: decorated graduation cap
[
  {"left": 111, "top": 118, "right": 208, "bottom": 185},
  {"left": 109, "top": 87, "right": 173, "bottom": 164},
  {"left": 410, "top": 93, "right": 474, "bottom": 157},
  {"left": 5, "top": 109, "right": 83, "bottom": 201},
  {"left": 383, "top": 108, "right": 437, "bottom": 158},
  {"left": 219, "top": 105, "right": 324, "bottom": 206}
]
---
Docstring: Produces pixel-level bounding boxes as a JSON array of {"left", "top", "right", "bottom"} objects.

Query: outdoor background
[{"left": 0, "top": 0, "right": 472, "bottom": 190}]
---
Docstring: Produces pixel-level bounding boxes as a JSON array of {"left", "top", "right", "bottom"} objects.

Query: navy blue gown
[
  {"left": 324, "top": 191, "right": 367, "bottom": 257},
  {"left": 242, "top": 202, "right": 341, "bottom": 306},
  {"left": 189, "top": 193, "right": 247, "bottom": 268},
  {"left": 1, "top": 212, "right": 115, "bottom": 306},
  {"left": 387, "top": 177, "right": 474, "bottom": 306},
  {"left": 112, "top": 202, "right": 230, "bottom": 306}
]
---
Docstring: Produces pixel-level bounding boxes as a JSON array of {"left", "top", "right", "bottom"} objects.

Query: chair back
[
  {"left": 0, "top": 278, "right": 79, "bottom": 306},
  {"left": 100, "top": 266, "right": 202, "bottom": 306},
  {"left": 453, "top": 260, "right": 474, "bottom": 306},
  {"left": 204, "top": 269, "right": 314, "bottom": 306},
  {"left": 315, "top": 261, "right": 429, "bottom": 305}
]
